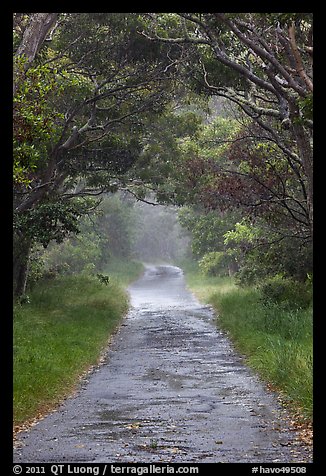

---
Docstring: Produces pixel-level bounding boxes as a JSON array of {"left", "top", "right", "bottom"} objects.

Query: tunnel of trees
[{"left": 13, "top": 12, "right": 313, "bottom": 297}]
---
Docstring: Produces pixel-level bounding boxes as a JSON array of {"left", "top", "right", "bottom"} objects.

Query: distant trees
[
  {"left": 28, "top": 193, "right": 188, "bottom": 287},
  {"left": 34, "top": 193, "right": 137, "bottom": 280},
  {"left": 132, "top": 202, "right": 189, "bottom": 263}
]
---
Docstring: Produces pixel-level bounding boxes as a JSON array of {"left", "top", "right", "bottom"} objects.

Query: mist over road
[{"left": 14, "top": 265, "right": 311, "bottom": 463}]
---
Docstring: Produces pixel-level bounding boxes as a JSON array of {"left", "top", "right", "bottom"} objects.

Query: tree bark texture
[
  {"left": 13, "top": 13, "right": 58, "bottom": 94},
  {"left": 13, "top": 234, "right": 32, "bottom": 297},
  {"left": 15, "top": 13, "right": 58, "bottom": 64}
]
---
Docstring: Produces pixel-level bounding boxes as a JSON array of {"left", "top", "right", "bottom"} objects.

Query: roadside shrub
[
  {"left": 42, "top": 233, "right": 102, "bottom": 276},
  {"left": 259, "top": 274, "right": 312, "bottom": 310},
  {"left": 234, "top": 264, "right": 263, "bottom": 287},
  {"left": 27, "top": 255, "right": 46, "bottom": 290},
  {"left": 198, "top": 251, "right": 229, "bottom": 277}
]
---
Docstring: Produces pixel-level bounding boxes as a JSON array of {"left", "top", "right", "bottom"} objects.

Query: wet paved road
[{"left": 14, "top": 265, "right": 312, "bottom": 463}]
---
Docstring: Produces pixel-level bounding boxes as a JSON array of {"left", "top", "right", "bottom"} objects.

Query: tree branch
[
  {"left": 215, "top": 13, "right": 308, "bottom": 97},
  {"left": 288, "top": 22, "right": 313, "bottom": 92}
]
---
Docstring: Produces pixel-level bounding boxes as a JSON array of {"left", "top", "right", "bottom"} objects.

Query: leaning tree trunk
[
  {"left": 289, "top": 100, "right": 314, "bottom": 237},
  {"left": 295, "top": 127, "right": 313, "bottom": 235},
  {"left": 13, "top": 233, "right": 32, "bottom": 297},
  {"left": 13, "top": 13, "right": 59, "bottom": 95}
]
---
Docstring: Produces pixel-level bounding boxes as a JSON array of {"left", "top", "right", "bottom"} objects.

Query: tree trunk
[
  {"left": 14, "top": 13, "right": 59, "bottom": 94},
  {"left": 13, "top": 234, "right": 32, "bottom": 297},
  {"left": 15, "top": 13, "right": 58, "bottom": 64},
  {"left": 228, "top": 258, "right": 239, "bottom": 276},
  {"left": 289, "top": 101, "right": 313, "bottom": 237}
]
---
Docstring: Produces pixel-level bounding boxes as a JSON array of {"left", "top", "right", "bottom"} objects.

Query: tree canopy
[
  {"left": 13, "top": 12, "right": 313, "bottom": 295},
  {"left": 141, "top": 13, "right": 313, "bottom": 234}
]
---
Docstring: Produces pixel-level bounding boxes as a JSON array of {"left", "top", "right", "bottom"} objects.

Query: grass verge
[
  {"left": 13, "top": 272, "right": 133, "bottom": 428},
  {"left": 103, "top": 258, "right": 144, "bottom": 286},
  {"left": 182, "top": 261, "right": 313, "bottom": 421}
]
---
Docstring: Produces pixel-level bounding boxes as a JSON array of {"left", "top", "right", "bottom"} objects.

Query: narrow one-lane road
[{"left": 14, "top": 265, "right": 312, "bottom": 463}]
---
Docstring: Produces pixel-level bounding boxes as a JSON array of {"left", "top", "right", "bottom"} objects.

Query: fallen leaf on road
[{"left": 126, "top": 422, "right": 141, "bottom": 430}]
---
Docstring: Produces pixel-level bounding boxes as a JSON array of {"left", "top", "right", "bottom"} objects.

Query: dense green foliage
[
  {"left": 26, "top": 193, "right": 188, "bottom": 289},
  {"left": 13, "top": 12, "right": 313, "bottom": 297},
  {"left": 172, "top": 111, "right": 313, "bottom": 285},
  {"left": 198, "top": 251, "right": 230, "bottom": 277},
  {"left": 13, "top": 13, "right": 186, "bottom": 296},
  {"left": 13, "top": 57, "right": 64, "bottom": 185},
  {"left": 259, "top": 274, "right": 312, "bottom": 311}
]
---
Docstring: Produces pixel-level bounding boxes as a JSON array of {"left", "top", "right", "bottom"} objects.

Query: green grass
[
  {"left": 13, "top": 273, "right": 131, "bottom": 427},
  {"left": 103, "top": 258, "right": 144, "bottom": 286},
  {"left": 182, "top": 261, "right": 313, "bottom": 420},
  {"left": 179, "top": 259, "right": 236, "bottom": 301}
]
